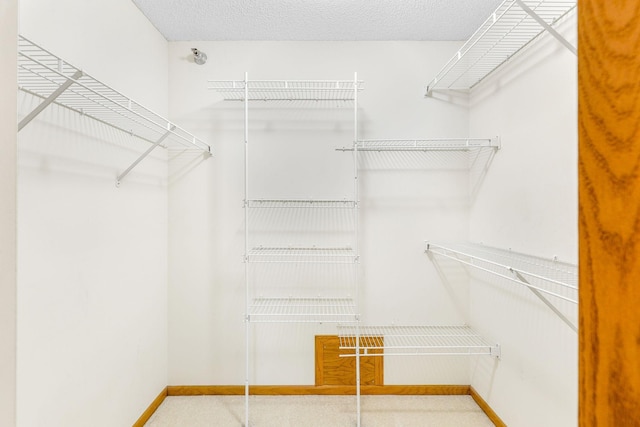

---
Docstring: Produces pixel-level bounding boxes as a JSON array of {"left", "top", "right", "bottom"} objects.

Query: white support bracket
[
  {"left": 116, "top": 125, "right": 175, "bottom": 187},
  {"left": 491, "top": 343, "right": 501, "bottom": 359},
  {"left": 515, "top": 0, "right": 577, "bottom": 56},
  {"left": 511, "top": 269, "right": 578, "bottom": 332},
  {"left": 18, "top": 70, "right": 84, "bottom": 131}
]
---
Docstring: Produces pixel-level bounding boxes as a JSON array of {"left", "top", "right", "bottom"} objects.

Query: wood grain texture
[
  {"left": 315, "top": 335, "right": 383, "bottom": 386},
  {"left": 166, "top": 384, "right": 471, "bottom": 396},
  {"left": 469, "top": 387, "right": 507, "bottom": 427},
  {"left": 579, "top": 1, "right": 640, "bottom": 426},
  {"left": 131, "top": 387, "right": 167, "bottom": 427}
]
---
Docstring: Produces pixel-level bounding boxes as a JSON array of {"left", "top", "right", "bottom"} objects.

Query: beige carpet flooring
[{"left": 145, "top": 395, "right": 496, "bottom": 426}]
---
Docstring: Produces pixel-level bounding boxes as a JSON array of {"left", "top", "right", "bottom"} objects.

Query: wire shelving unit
[
  {"left": 247, "top": 246, "right": 358, "bottom": 264},
  {"left": 426, "top": 242, "right": 578, "bottom": 331},
  {"left": 208, "top": 79, "right": 363, "bottom": 101},
  {"left": 338, "top": 325, "right": 500, "bottom": 358},
  {"left": 210, "top": 73, "right": 362, "bottom": 427},
  {"left": 425, "top": 0, "right": 577, "bottom": 95},
  {"left": 337, "top": 138, "right": 500, "bottom": 152},
  {"left": 18, "top": 36, "right": 211, "bottom": 185},
  {"left": 426, "top": 242, "right": 577, "bottom": 303},
  {"left": 246, "top": 199, "right": 356, "bottom": 209},
  {"left": 250, "top": 297, "right": 358, "bottom": 323}
]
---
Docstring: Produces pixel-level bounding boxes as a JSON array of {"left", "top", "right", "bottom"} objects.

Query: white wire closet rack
[
  {"left": 425, "top": 0, "right": 577, "bottom": 95},
  {"left": 18, "top": 36, "right": 211, "bottom": 185},
  {"left": 208, "top": 79, "right": 363, "bottom": 101},
  {"left": 228, "top": 72, "right": 362, "bottom": 427},
  {"left": 246, "top": 199, "right": 357, "bottom": 209},
  {"left": 426, "top": 242, "right": 578, "bottom": 304},
  {"left": 338, "top": 325, "right": 500, "bottom": 358},
  {"left": 247, "top": 246, "right": 358, "bottom": 264},
  {"left": 249, "top": 297, "right": 358, "bottom": 323},
  {"left": 336, "top": 138, "right": 501, "bottom": 152}
]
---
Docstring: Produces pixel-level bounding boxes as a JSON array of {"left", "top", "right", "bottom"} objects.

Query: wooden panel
[
  {"left": 132, "top": 387, "right": 167, "bottom": 427},
  {"left": 315, "top": 335, "right": 383, "bottom": 386},
  {"left": 167, "top": 384, "right": 471, "bottom": 396},
  {"left": 579, "top": 1, "right": 640, "bottom": 425}
]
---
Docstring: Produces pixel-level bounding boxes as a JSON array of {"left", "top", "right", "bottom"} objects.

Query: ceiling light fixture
[{"left": 191, "top": 48, "right": 207, "bottom": 65}]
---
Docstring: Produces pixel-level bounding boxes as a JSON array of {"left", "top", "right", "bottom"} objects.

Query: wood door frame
[{"left": 579, "top": 1, "right": 640, "bottom": 424}]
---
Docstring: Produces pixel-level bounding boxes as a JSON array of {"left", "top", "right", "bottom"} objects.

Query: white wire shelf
[
  {"left": 426, "top": 242, "right": 578, "bottom": 304},
  {"left": 426, "top": 0, "right": 577, "bottom": 94},
  {"left": 18, "top": 36, "right": 210, "bottom": 153},
  {"left": 248, "top": 297, "right": 358, "bottom": 323},
  {"left": 336, "top": 138, "right": 500, "bottom": 152},
  {"left": 247, "top": 199, "right": 357, "bottom": 209},
  {"left": 338, "top": 325, "right": 499, "bottom": 358},
  {"left": 247, "top": 246, "right": 357, "bottom": 264},
  {"left": 208, "top": 79, "right": 363, "bottom": 101}
]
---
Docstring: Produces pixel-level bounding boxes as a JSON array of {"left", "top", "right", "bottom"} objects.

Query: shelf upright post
[
  {"left": 244, "top": 72, "right": 250, "bottom": 427},
  {"left": 353, "top": 71, "right": 362, "bottom": 427}
]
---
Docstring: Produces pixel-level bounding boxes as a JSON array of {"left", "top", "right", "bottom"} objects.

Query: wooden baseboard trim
[
  {"left": 132, "top": 386, "right": 168, "bottom": 427},
  {"left": 469, "top": 386, "right": 507, "bottom": 427},
  {"left": 167, "top": 384, "right": 470, "bottom": 396},
  {"left": 149, "top": 385, "right": 504, "bottom": 426}
]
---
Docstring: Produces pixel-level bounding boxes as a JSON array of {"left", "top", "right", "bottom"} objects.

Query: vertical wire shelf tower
[{"left": 209, "top": 74, "right": 363, "bottom": 427}]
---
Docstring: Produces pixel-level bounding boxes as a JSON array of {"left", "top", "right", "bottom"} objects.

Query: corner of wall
[{"left": 0, "top": 1, "right": 18, "bottom": 425}]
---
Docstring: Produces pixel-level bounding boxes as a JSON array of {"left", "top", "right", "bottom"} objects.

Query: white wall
[
  {"left": 17, "top": 1, "right": 170, "bottom": 426},
  {"left": 167, "top": 41, "right": 477, "bottom": 386},
  {"left": 468, "top": 15, "right": 578, "bottom": 427},
  {"left": 1, "top": 1, "right": 18, "bottom": 426}
]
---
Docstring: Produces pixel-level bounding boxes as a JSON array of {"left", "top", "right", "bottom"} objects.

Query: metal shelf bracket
[
  {"left": 116, "top": 125, "right": 176, "bottom": 187},
  {"left": 491, "top": 343, "right": 502, "bottom": 359},
  {"left": 515, "top": 0, "right": 577, "bottom": 55},
  {"left": 18, "top": 69, "right": 83, "bottom": 131},
  {"left": 510, "top": 268, "right": 578, "bottom": 332}
]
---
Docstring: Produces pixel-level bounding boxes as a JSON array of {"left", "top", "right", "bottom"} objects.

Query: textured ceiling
[{"left": 131, "top": 0, "right": 505, "bottom": 41}]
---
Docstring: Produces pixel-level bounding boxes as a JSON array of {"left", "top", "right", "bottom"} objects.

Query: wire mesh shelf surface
[
  {"left": 338, "top": 325, "right": 497, "bottom": 357},
  {"left": 209, "top": 79, "right": 363, "bottom": 101},
  {"left": 18, "top": 36, "right": 210, "bottom": 152},
  {"left": 426, "top": 242, "right": 578, "bottom": 304},
  {"left": 337, "top": 138, "right": 500, "bottom": 152},
  {"left": 247, "top": 246, "right": 357, "bottom": 263},
  {"left": 249, "top": 297, "right": 358, "bottom": 323},
  {"left": 247, "top": 199, "right": 357, "bottom": 209},
  {"left": 426, "top": 0, "right": 576, "bottom": 94}
]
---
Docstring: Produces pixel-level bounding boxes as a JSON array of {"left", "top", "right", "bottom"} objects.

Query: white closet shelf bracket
[
  {"left": 426, "top": 241, "right": 578, "bottom": 330},
  {"left": 425, "top": 0, "right": 577, "bottom": 96},
  {"left": 17, "top": 35, "right": 211, "bottom": 185},
  {"left": 115, "top": 124, "right": 175, "bottom": 187}
]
